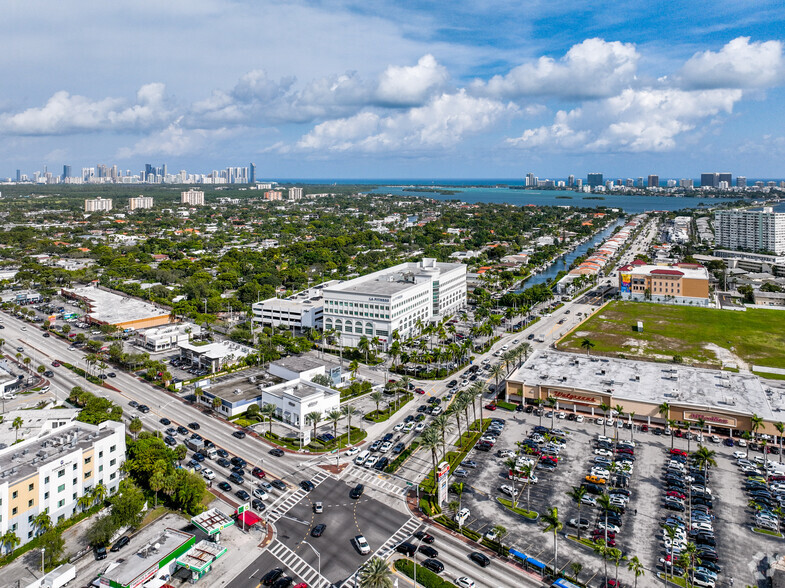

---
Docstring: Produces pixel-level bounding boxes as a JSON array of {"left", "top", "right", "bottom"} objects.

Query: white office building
[
  {"left": 135, "top": 322, "right": 201, "bottom": 352},
  {"left": 323, "top": 258, "right": 467, "bottom": 349},
  {"left": 251, "top": 282, "right": 339, "bottom": 331},
  {"left": 715, "top": 207, "right": 785, "bottom": 255},
  {"left": 288, "top": 187, "right": 303, "bottom": 200},
  {"left": 260, "top": 378, "right": 340, "bottom": 442}
]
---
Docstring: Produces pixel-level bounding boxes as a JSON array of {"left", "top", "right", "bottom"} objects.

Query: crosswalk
[
  {"left": 344, "top": 466, "right": 410, "bottom": 497},
  {"left": 266, "top": 470, "right": 332, "bottom": 524},
  {"left": 267, "top": 539, "right": 331, "bottom": 588},
  {"left": 338, "top": 517, "right": 422, "bottom": 587}
]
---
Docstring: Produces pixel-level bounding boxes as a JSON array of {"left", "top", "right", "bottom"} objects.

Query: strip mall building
[{"left": 506, "top": 349, "right": 782, "bottom": 437}]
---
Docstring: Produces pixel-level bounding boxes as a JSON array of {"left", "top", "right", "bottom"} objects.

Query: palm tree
[
  {"left": 260, "top": 403, "right": 277, "bottom": 435},
  {"left": 194, "top": 387, "right": 204, "bottom": 405},
  {"left": 595, "top": 493, "right": 617, "bottom": 570},
  {"left": 467, "top": 383, "right": 482, "bottom": 428},
  {"left": 751, "top": 413, "right": 764, "bottom": 442},
  {"left": 326, "top": 409, "right": 342, "bottom": 440},
  {"left": 1, "top": 529, "right": 20, "bottom": 555},
  {"left": 658, "top": 401, "right": 670, "bottom": 424},
  {"left": 541, "top": 507, "right": 563, "bottom": 577},
  {"left": 608, "top": 548, "right": 625, "bottom": 587},
  {"left": 489, "top": 364, "right": 504, "bottom": 400},
  {"left": 598, "top": 402, "right": 611, "bottom": 437},
  {"left": 128, "top": 417, "right": 143, "bottom": 439},
  {"left": 341, "top": 404, "right": 359, "bottom": 444},
  {"left": 91, "top": 483, "right": 107, "bottom": 507},
  {"left": 695, "top": 417, "right": 706, "bottom": 446},
  {"left": 452, "top": 481, "right": 465, "bottom": 511},
  {"left": 570, "top": 562, "right": 583, "bottom": 583},
  {"left": 776, "top": 422, "right": 785, "bottom": 464},
  {"left": 628, "top": 410, "right": 636, "bottom": 443},
  {"left": 150, "top": 469, "right": 165, "bottom": 508},
  {"left": 12, "top": 416, "right": 23, "bottom": 441},
  {"left": 742, "top": 430, "right": 752, "bottom": 458},
  {"left": 694, "top": 446, "right": 718, "bottom": 478},
  {"left": 546, "top": 396, "right": 558, "bottom": 429},
  {"left": 503, "top": 457, "right": 519, "bottom": 507},
  {"left": 305, "top": 411, "right": 322, "bottom": 441},
  {"left": 662, "top": 523, "right": 678, "bottom": 582},
  {"left": 369, "top": 391, "right": 384, "bottom": 416},
  {"left": 580, "top": 338, "right": 595, "bottom": 356},
  {"left": 357, "top": 336, "right": 371, "bottom": 364},
  {"left": 627, "top": 555, "right": 644, "bottom": 588},
  {"left": 212, "top": 396, "right": 223, "bottom": 411},
  {"left": 420, "top": 428, "right": 442, "bottom": 495},
  {"left": 432, "top": 414, "right": 454, "bottom": 457},
  {"left": 32, "top": 509, "right": 51, "bottom": 536},
  {"left": 348, "top": 359, "right": 360, "bottom": 380},
  {"left": 358, "top": 556, "right": 393, "bottom": 588},
  {"left": 566, "top": 486, "right": 587, "bottom": 540},
  {"left": 667, "top": 419, "right": 678, "bottom": 450},
  {"left": 447, "top": 402, "right": 463, "bottom": 444},
  {"left": 614, "top": 404, "right": 625, "bottom": 441}
]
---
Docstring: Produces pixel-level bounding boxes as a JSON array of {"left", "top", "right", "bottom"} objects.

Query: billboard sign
[{"left": 436, "top": 461, "right": 450, "bottom": 506}]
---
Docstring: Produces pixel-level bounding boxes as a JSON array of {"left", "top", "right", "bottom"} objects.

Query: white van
[{"left": 354, "top": 450, "right": 370, "bottom": 466}]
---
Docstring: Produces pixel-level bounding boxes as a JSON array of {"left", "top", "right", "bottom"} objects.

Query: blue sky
[{"left": 2, "top": 0, "right": 785, "bottom": 180}]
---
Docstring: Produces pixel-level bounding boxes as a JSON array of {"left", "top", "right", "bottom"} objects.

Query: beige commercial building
[
  {"left": 506, "top": 349, "right": 782, "bottom": 437},
  {"left": 618, "top": 261, "right": 710, "bottom": 306}
]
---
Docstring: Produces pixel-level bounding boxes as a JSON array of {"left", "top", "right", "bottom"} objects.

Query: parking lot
[{"left": 450, "top": 407, "right": 779, "bottom": 586}]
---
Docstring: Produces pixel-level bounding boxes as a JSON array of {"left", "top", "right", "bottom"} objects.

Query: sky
[{"left": 2, "top": 0, "right": 785, "bottom": 180}]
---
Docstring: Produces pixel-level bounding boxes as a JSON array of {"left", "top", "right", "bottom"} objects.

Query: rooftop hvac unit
[
  {"left": 233, "top": 389, "right": 242, "bottom": 395},
  {"left": 600, "top": 369, "right": 606, "bottom": 375}
]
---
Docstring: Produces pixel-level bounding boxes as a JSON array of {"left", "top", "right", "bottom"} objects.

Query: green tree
[
  {"left": 174, "top": 469, "right": 207, "bottom": 515},
  {"left": 212, "top": 396, "right": 223, "bottom": 411},
  {"left": 358, "top": 556, "right": 393, "bottom": 588},
  {"left": 305, "top": 411, "right": 322, "bottom": 441},
  {"left": 128, "top": 417, "right": 143, "bottom": 439},
  {"left": 32, "top": 509, "right": 52, "bottom": 536},
  {"left": 627, "top": 555, "right": 645, "bottom": 588},
  {"left": 86, "top": 515, "right": 116, "bottom": 548},
  {"left": 261, "top": 403, "right": 277, "bottom": 434},
  {"left": 341, "top": 404, "right": 359, "bottom": 444},
  {"left": 370, "top": 391, "right": 384, "bottom": 415},
  {"left": 0, "top": 529, "right": 19, "bottom": 555},
  {"left": 490, "top": 524, "right": 508, "bottom": 554},
  {"left": 109, "top": 480, "right": 146, "bottom": 528},
  {"left": 39, "top": 527, "right": 65, "bottom": 570},
  {"left": 326, "top": 409, "right": 342, "bottom": 440},
  {"left": 566, "top": 486, "right": 587, "bottom": 541}
]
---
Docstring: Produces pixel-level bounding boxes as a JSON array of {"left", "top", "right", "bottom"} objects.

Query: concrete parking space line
[{"left": 266, "top": 539, "right": 331, "bottom": 588}]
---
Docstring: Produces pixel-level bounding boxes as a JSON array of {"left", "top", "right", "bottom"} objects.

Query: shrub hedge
[{"left": 394, "top": 558, "right": 458, "bottom": 588}]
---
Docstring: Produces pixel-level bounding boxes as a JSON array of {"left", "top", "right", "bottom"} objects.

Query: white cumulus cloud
[
  {"left": 376, "top": 54, "right": 449, "bottom": 106},
  {"left": 679, "top": 37, "right": 785, "bottom": 89},
  {"left": 0, "top": 84, "right": 171, "bottom": 135},
  {"left": 116, "top": 119, "right": 237, "bottom": 158},
  {"left": 297, "top": 90, "right": 516, "bottom": 153},
  {"left": 473, "top": 38, "right": 640, "bottom": 99},
  {"left": 508, "top": 87, "right": 743, "bottom": 152}
]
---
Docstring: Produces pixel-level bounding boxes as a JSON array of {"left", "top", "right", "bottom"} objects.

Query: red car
[
  {"left": 294, "top": 584, "right": 308, "bottom": 588},
  {"left": 485, "top": 404, "right": 497, "bottom": 411},
  {"left": 616, "top": 447, "right": 634, "bottom": 455},
  {"left": 670, "top": 448, "right": 687, "bottom": 456},
  {"left": 51, "top": 361, "right": 60, "bottom": 367},
  {"left": 666, "top": 491, "right": 686, "bottom": 500},
  {"left": 641, "top": 424, "right": 649, "bottom": 432},
  {"left": 540, "top": 455, "right": 559, "bottom": 464},
  {"left": 592, "top": 529, "right": 616, "bottom": 540},
  {"left": 674, "top": 430, "right": 683, "bottom": 438},
  {"left": 252, "top": 467, "right": 266, "bottom": 479},
  {"left": 415, "top": 388, "right": 425, "bottom": 394}
]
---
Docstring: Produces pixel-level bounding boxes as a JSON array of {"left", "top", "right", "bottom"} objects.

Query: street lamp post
[
  {"left": 41, "top": 547, "right": 45, "bottom": 576},
  {"left": 412, "top": 536, "right": 423, "bottom": 588},
  {"left": 299, "top": 540, "right": 321, "bottom": 578}
]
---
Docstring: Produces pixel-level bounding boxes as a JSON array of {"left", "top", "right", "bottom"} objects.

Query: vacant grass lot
[{"left": 560, "top": 301, "right": 785, "bottom": 369}]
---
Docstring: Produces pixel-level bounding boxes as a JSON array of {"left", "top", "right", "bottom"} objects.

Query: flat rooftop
[
  {"left": 205, "top": 368, "right": 281, "bottom": 402},
  {"left": 0, "top": 420, "right": 121, "bottom": 486},
  {"left": 179, "top": 340, "right": 253, "bottom": 360},
  {"left": 63, "top": 286, "right": 170, "bottom": 325},
  {"left": 324, "top": 259, "right": 464, "bottom": 298},
  {"left": 0, "top": 408, "right": 79, "bottom": 447},
  {"left": 191, "top": 508, "right": 234, "bottom": 535},
  {"left": 104, "top": 528, "right": 194, "bottom": 587},
  {"left": 510, "top": 349, "right": 776, "bottom": 420},
  {"left": 271, "top": 353, "right": 339, "bottom": 374}
]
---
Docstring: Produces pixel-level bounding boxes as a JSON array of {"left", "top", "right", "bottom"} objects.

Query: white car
[
  {"left": 580, "top": 494, "right": 597, "bottom": 506},
  {"left": 738, "top": 438, "right": 748, "bottom": 447},
  {"left": 597, "top": 521, "right": 620, "bottom": 534},
  {"left": 456, "top": 577, "right": 476, "bottom": 588},
  {"left": 364, "top": 455, "right": 379, "bottom": 468},
  {"left": 202, "top": 468, "right": 216, "bottom": 480},
  {"left": 345, "top": 447, "right": 360, "bottom": 457},
  {"left": 253, "top": 487, "right": 268, "bottom": 500},
  {"left": 594, "top": 449, "right": 613, "bottom": 457},
  {"left": 691, "top": 521, "right": 713, "bottom": 533},
  {"left": 499, "top": 484, "right": 515, "bottom": 497},
  {"left": 710, "top": 435, "right": 720, "bottom": 444},
  {"left": 591, "top": 468, "right": 611, "bottom": 478},
  {"left": 380, "top": 441, "right": 392, "bottom": 453},
  {"left": 575, "top": 415, "right": 585, "bottom": 423},
  {"left": 415, "top": 423, "right": 426, "bottom": 433},
  {"left": 402, "top": 423, "right": 415, "bottom": 433},
  {"left": 393, "top": 423, "right": 404, "bottom": 432},
  {"left": 258, "top": 481, "right": 273, "bottom": 492},
  {"left": 355, "top": 534, "right": 371, "bottom": 555},
  {"left": 455, "top": 508, "right": 470, "bottom": 526}
]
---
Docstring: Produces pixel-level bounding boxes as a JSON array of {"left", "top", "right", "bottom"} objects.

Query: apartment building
[
  {"left": 84, "top": 197, "right": 113, "bottom": 213},
  {"left": 618, "top": 261, "right": 710, "bottom": 306},
  {"left": 128, "top": 195, "right": 154, "bottom": 210},
  {"left": 715, "top": 207, "right": 785, "bottom": 255},
  {"left": 322, "top": 258, "right": 467, "bottom": 349},
  {"left": 0, "top": 420, "right": 125, "bottom": 549},
  {"left": 180, "top": 189, "right": 205, "bottom": 206}
]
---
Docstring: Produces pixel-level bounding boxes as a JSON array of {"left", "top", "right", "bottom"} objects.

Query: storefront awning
[{"left": 237, "top": 511, "right": 262, "bottom": 526}]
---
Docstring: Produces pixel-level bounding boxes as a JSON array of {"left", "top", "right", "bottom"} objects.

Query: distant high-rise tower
[
  {"left": 62, "top": 165, "right": 71, "bottom": 180},
  {"left": 16, "top": 169, "right": 21, "bottom": 182},
  {"left": 587, "top": 173, "right": 603, "bottom": 187},
  {"left": 525, "top": 172, "right": 536, "bottom": 187},
  {"left": 567, "top": 174, "right": 575, "bottom": 187},
  {"left": 249, "top": 163, "right": 256, "bottom": 184},
  {"left": 647, "top": 175, "right": 659, "bottom": 188},
  {"left": 144, "top": 164, "right": 154, "bottom": 181},
  {"left": 701, "top": 173, "right": 719, "bottom": 188},
  {"left": 737, "top": 176, "right": 747, "bottom": 188},
  {"left": 718, "top": 172, "right": 732, "bottom": 187}
]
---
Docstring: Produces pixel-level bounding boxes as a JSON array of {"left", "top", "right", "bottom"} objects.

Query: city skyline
[{"left": 2, "top": 1, "right": 784, "bottom": 178}]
